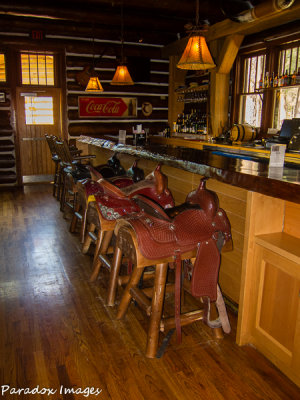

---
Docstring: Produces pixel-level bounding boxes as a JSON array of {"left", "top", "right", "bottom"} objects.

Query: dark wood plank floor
[{"left": 1, "top": 185, "right": 300, "bottom": 400}]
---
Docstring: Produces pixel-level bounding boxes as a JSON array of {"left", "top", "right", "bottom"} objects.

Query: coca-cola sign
[{"left": 78, "top": 97, "right": 137, "bottom": 118}]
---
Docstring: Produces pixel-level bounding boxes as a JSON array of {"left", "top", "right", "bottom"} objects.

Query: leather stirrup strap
[{"left": 174, "top": 251, "right": 182, "bottom": 343}]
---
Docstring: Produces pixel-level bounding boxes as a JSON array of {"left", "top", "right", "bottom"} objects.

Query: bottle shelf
[
  {"left": 253, "top": 84, "right": 299, "bottom": 94},
  {"left": 176, "top": 84, "right": 209, "bottom": 94}
]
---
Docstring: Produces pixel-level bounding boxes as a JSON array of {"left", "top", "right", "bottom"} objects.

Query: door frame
[{"left": 11, "top": 47, "right": 67, "bottom": 181}]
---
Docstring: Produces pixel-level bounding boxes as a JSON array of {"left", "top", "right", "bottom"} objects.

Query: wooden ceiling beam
[
  {"left": 207, "top": 3, "right": 300, "bottom": 42},
  {"left": 216, "top": 34, "right": 244, "bottom": 74},
  {"left": 162, "top": 3, "right": 300, "bottom": 57}
]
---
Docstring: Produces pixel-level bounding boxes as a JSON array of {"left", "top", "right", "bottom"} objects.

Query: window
[
  {"left": 239, "top": 54, "right": 265, "bottom": 127},
  {"left": 273, "top": 46, "right": 300, "bottom": 129},
  {"left": 235, "top": 38, "right": 300, "bottom": 133},
  {"left": 21, "top": 52, "right": 54, "bottom": 86},
  {"left": 24, "top": 96, "right": 54, "bottom": 125},
  {"left": 0, "top": 53, "right": 6, "bottom": 82}
]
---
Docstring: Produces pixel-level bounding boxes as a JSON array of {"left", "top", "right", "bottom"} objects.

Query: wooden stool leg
[
  {"left": 146, "top": 262, "right": 168, "bottom": 358},
  {"left": 70, "top": 202, "right": 79, "bottom": 233},
  {"left": 116, "top": 266, "right": 144, "bottom": 319},
  {"left": 79, "top": 208, "right": 87, "bottom": 243},
  {"left": 107, "top": 246, "right": 123, "bottom": 306},
  {"left": 90, "top": 228, "right": 114, "bottom": 282},
  {"left": 89, "top": 229, "right": 105, "bottom": 282},
  {"left": 53, "top": 162, "right": 58, "bottom": 197},
  {"left": 56, "top": 164, "right": 62, "bottom": 201},
  {"left": 82, "top": 223, "right": 95, "bottom": 254},
  {"left": 60, "top": 175, "right": 66, "bottom": 212},
  {"left": 93, "top": 229, "right": 113, "bottom": 264}
]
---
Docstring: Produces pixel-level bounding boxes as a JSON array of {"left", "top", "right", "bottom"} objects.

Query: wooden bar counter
[{"left": 78, "top": 135, "right": 300, "bottom": 387}]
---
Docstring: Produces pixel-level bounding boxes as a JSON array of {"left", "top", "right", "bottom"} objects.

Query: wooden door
[{"left": 16, "top": 87, "right": 62, "bottom": 176}]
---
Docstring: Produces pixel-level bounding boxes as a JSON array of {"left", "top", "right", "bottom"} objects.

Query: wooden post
[{"left": 210, "top": 35, "right": 244, "bottom": 136}]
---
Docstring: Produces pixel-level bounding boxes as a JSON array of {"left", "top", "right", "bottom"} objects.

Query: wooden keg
[{"left": 230, "top": 124, "right": 256, "bottom": 142}]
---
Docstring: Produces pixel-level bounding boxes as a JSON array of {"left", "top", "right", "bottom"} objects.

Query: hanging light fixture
[
  {"left": 111, "top": 2, "right": 134, "bottom": 85},
  {"left": 177, "top": 0, "right": 216, "bottom": 70},
  {"left": 86, "top": 26, "right": 104, "bottom": 92},
  {"left": 85, "top": 76, "right": 103, "bottom": 92}
]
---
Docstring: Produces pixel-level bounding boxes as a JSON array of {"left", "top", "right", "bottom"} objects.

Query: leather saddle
[
  {"left": 119, "top": 177, "right": 232, "bottom": 340},
  {"left": 92, "top": 164, "right": 175, "bottom": 220},
  {"left": 70, "top": 152, "right": 143, "bottom": 182}
]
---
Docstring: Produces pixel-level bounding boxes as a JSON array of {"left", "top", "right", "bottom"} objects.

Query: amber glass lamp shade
[
  {"left": 85, "top": 76, "right": 104, "bottom": 92},
  {"left": 177, "top": 34, "right": 216, "bottom": 70},
  {"left": 111, "top": 65, "right": 134, "bottom": 85}
]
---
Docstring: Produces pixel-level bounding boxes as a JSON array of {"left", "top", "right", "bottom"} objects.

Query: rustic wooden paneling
[{"left": 65, "top": 39, "right": 169, "bottom": 138}]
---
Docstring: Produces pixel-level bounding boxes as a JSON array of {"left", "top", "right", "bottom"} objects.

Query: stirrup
[{"left": 204, "top": 284, "right": 231, "bottom": 334}]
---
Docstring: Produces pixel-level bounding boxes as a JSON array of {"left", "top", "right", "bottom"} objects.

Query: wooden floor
[{"left": 1, "top": 184, "right": 300, "bottom": 400}]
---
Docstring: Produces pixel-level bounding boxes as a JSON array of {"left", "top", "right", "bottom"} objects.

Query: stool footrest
[
  {"left": 160, "top": 310, "right": 205, "bottom": 332},
  {"left": 118, "top": 270, "right": 155, "bottom": 287},
  {"left": 99, "top": 254, "right": 112, "bottom": 271},
  {"left": 74, "top": 212, "right": 83, "bottom": 220},
  {"left": 65, "top": 201, "right": 74, "bottom": 210},
  {"left": 88, "top": 231, "right": 97, "bottom": 242},
  {"left": 130, "top": 287, "right": 152, "bottom": 316},
  {"left": 143, "top": 283, "right": 174, "bottom": 298}
]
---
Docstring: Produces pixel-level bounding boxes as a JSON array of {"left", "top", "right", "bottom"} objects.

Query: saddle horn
[{"left": 186, "top": 177, "right": 219, "bottom": 217}]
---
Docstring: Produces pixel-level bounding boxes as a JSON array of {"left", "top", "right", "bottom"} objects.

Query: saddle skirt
[{"left": 125, "top": 206, "right": 216, "bottom": 259}]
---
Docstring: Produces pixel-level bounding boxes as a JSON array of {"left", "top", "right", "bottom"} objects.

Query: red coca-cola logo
[{"left": 79, "top": 97, "right": 129, "bottom": 117}]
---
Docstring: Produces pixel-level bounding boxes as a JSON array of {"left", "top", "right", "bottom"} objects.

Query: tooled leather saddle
[
  {"left": 121, "top": 177, "right": 232, "bottom": 342},
  {"left": 92, "top": 164, "right": 175, "bottom": 220}
]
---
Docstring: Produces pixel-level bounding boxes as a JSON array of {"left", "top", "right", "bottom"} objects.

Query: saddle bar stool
[
  {"left": 54, "top": 140, "right": 95, "bottom": 214},
  {"left": 72, "top": 160, "right": 144, "bottom": 245},
  {"left": 45, "top": 134, "right": 61, "bottom": 198},
  {"left": 111, "top": 178, "right": 232, "bottom": 358},
  {"left": 112, "top": 223, "right": 230, "bottom": 358},
  {"left": 82, "top": 164, "right": 174, "bottom": 282}
]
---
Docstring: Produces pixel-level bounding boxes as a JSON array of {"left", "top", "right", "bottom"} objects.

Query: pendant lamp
[
  {"left": 85, "top": 76, "right": 103, "bottom": 92},
  {"left": 111, "top": 2, "right": 134, "bottom": 85},
  {"left": 177, "top": 0, "right": 215, "bottom": 70},
  {"left": 85, "top": 27, "right": 104, "bottom": 92}
]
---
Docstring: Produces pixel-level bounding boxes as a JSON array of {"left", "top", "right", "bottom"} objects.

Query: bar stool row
[{"left": 46, "top": 135, "right": 233, "bottom": 358}]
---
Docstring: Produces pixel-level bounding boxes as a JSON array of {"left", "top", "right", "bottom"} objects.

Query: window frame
[
  {"left": 18, "top": 50, "right": 60, "bottom": 88},
  {"left": 232, "top": 34, "right": 300, "bottom": 135},
  {"left": 0, "top": 51, "right": 7, "bottom": 84}
]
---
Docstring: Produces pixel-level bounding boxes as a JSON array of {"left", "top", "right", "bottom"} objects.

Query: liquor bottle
[
  {"left": 173, "top": 121, "right": 177, "bottom": 133},
  {"left": 264, "top": 72, "right": 269, "bottom": 88},
  {"left": 269, "top": 72, "right": 274, "bottom": 88},
  {"left": 259, "top": 74, "right": 263, "bottom": 89},
  {"left": 291, "top": 70, "right": 297, "bottom": 86},
  {"left": 273, "top": 74, "right": 278, "bottom": 87},
  {"left": 128, "top": 99, "right": 134, "bottom": 116},
  {"left": 296, "top": 68, "right": 300, "bottom": 85},
  {"left": 283, "top": 70, "right": 288, "bottom": 86},
  {"left": 181, "top": 113, "right": 185, "bottom": 133},
  {"left": 165, "top": 125, "right": 170, "bottom": 138},
  {"left": 176, "top": 114, "right": 182, "bottom": 133}
]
